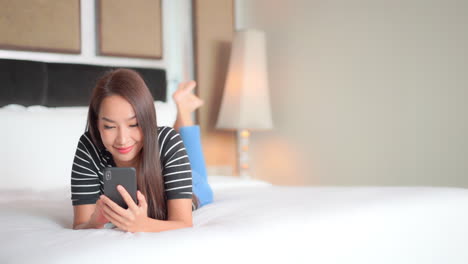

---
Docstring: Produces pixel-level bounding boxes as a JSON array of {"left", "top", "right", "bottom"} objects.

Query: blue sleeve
[{"left": 179, "top": 125, "right": 213, "bottom": 207}]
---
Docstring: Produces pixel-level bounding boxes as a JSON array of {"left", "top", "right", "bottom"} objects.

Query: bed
[
  {"left": 1, "top": 59, "right": 468, "bottom": 263},
  {"left": 2, "top": 176, "right": 468, "bottom": 263}
]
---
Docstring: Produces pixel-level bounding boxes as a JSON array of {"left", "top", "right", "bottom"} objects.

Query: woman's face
[{"left": 98, "top": 95, "right": 143, "bottom": 167}]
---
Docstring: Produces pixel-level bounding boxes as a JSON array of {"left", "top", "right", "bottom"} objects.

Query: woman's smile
[{"left": 115, "top": 145, "right": 134, "bottom": 154}]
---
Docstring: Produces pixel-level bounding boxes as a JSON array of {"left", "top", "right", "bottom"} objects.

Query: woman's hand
[
  {"left": 100, "top": 185, "right": 150, "bottom": 233},
  {"left": 73, "top": 199, "right": 109, "bottom": 230},
  {"left": 88, "top": 199, "right": 109, "bottom": 228}
]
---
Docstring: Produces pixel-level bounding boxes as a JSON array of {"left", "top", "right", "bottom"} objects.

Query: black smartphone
[{"left": 103, "top": 167, "right": 137, "bottom": 209}]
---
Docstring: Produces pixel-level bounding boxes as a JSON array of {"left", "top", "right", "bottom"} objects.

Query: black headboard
[{"left": 0, "top": 59, "right": 167, "bottom": 107}]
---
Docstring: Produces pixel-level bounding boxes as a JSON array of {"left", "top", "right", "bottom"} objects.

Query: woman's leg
[
  {"left": 173, "top": 81, "right": 213, "bottom": 207},
  {"left": 179, "top": 126, "right": 213, "bottom": 207}
]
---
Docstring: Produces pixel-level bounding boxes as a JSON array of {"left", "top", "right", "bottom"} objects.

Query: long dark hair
[{"left": 87, "top": 68, "right": 197, "bottom": 220}]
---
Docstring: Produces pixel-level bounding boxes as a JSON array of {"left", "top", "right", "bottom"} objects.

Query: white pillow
[
  {"left": 1, "top": 104, "right": 27, "bottom": 111},
  {"left": 0, "top": 101, "right": 176, "bottom": 191},
  {"left": 154, "top": 101, "right": 177, "bottom": 127},
  {"left": 0, "top": 107, "right": 87, "bottom": 191},
  {"left": 4, "top": 101, "right": 177, "bottom": 126}
]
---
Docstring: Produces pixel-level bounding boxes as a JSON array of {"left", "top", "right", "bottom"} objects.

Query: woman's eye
[
  {"left": 103, "top": 125, "right": 115, "bottom": 129},
  {"left": 130, "top": 123, "right": 139, "bottom": 128}
]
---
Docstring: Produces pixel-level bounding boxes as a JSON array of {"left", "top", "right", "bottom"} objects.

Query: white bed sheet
[{"left": 1, "top": 176, "right": 468, "bottom": 264}]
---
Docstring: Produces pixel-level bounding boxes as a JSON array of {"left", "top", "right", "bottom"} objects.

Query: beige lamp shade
[{"left": 216, "top": 29, "right": 273, "bottom": 130}]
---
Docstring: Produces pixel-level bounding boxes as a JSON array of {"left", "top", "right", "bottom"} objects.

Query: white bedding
[{"left": 1, "top": 176, "right": 468, "bottom": 264}]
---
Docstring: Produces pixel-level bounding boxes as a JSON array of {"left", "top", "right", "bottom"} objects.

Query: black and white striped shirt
[{"left": 70, "top": 126, "right": 193, "bottom": 206}]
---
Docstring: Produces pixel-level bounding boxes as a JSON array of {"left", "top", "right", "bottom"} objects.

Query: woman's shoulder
[
  {"left": 76, "top": 131, "right": 98, "bottom": 147},
  {"left": 76, "top": 131, "right": 104, "bottom": 155},
  {"left": 157, "top": 126, "right": 178, "bottom": 137},
  {"left": 157, "top": 126, "right": 183, "bottom": 153},
  {"left": 76, "top": 130, "right": 92, "bottom": 144},
  {"left": 75, "top": 131, "right": 111, "bottom": 165},
  {"left": 80, "top": 130, "right": 91, "bottom": 138}
]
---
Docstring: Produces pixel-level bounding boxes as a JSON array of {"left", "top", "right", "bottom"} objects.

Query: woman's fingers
[
  {"left": 99, "top": 191, "right": 149, "bottom": 232},
  {"left": 137, "top": 191, "right": 147, "bottom": 209},
  {"left": 102, "top": 203, "right": 120, "bottom": 220},
  {"left": 102, "top": 205, "right": 125, "bottom": 228},
  {"left": 177, "top": 80, "right": 196, "bottom": 92},
  {"left": 100, "top": 194, "right": 128, "bottom": 216},
  {"left": 117, "top": 185, "right": 138, "bottom": 211}
]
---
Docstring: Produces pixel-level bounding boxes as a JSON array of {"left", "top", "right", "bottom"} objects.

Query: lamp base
[{"left": 238, "top": 130, "right": 251, "bottom": 179}]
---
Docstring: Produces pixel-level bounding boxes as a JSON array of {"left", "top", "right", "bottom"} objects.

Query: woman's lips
[{"left": 116, "top": 145, "right": 134, "bottom": 154}]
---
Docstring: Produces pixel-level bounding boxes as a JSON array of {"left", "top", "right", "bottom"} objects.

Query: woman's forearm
[
  {"left": 142, "top": 218, "right": 192, "bottom": 233},
  {"left": 73, "top": 220, "right": 104, "bottom": 230},
  {"left": 74, "top": 219, "right": 191, "bottom": 232},
  {"left": 73, "top": 221, "right": 94, "bottom": 230}
]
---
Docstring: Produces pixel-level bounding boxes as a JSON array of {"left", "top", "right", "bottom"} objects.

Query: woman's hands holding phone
[
  {"left": 88, "top": 199, "right": 110, "bottom": 228},
  {"left": 100, "top": 185, "right": 150, "bottom": 233}
]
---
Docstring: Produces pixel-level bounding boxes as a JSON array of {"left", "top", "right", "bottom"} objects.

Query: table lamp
[{"left": 216, "top": 29, "right": 273, "bottom": 179}]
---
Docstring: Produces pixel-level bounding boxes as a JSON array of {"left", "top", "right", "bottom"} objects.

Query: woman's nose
[{"left": 116, "top": 127, "right": 129, "bottom": 145}]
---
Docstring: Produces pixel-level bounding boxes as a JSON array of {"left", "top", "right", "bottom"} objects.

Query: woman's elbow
[{"left": 183, "top": 220, "right": 193, "bottom": 228}]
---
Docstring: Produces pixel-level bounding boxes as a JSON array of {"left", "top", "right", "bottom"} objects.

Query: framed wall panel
[
  {"left": 193, "top": 0, "right": 237, "bottom": 175},
  {"left": 0, "top": 0, "right": 81, "bottom": 53},
  {"left": 98, "top": 0, "right": 163, "bottom": 59}
]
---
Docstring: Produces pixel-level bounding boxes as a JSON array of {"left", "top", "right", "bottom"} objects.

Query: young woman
[{"left": 71, "top": 68, "right": 212, "bottom": 233}]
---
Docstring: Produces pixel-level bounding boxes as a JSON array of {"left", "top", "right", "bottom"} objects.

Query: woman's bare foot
[
  {"left": 173, "top": 81, "right": 204, "bottom": 130},
  {"left": 173, "top": 81, "right": 204, "bottom": 112}
]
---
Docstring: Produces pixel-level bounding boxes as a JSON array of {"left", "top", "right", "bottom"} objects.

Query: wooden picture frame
[
  {"left": 0, "top": 0, "right": 81, "bottom": 54},
  {"left": 97, "top": 0, "right": 163, "bottom": 59}
]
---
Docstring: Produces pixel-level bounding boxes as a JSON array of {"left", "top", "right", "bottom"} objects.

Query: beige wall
[{"left": 236, "top": 0, "right": 468, "bottom": 187}]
